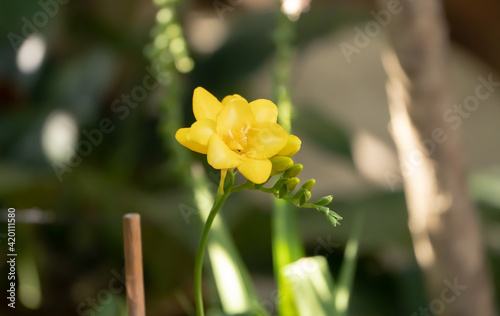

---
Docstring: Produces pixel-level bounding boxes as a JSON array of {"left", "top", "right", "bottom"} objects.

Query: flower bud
[
  {"left": 328, "top": 210, "right": 342, "bottom": 221},
  {"left": 314, "top": 195, "right": 333, "bottom": 206},
  {"left": 293, "top": 188, "right": 311, "bottom": 206},
  {"left": 315, "top": 205, "right": 329, "bottom": 215},
  {"left": 327, "top": 215, "right": 341, "bottom": 227},
  {"left": 302, "top": 179, "right": 315, "bottom": 191},
  {"left": 276, "top": 135, "right": 301, "bottom": 157},
  {"left": 270, "top": 156, "right": 294, "bottom": 175},
  {"left": 286, "top": 177, "right": 300, "bottom": 192},
  {"left": 283, "top": 164, "right": 303, "bottom": 179}
]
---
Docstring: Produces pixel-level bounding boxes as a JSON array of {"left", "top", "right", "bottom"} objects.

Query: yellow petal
[
  {"left": 207, "top": 134, "right": 244, "bottom": 169},
  {"left": 222, "top": 94, "right": 247, "bottom": 105},
  {"left": 193, "top": 87, "right": 223, "bottom": 121},
  {"left": 175, "top": 128, "right": 207, "bottom": 154},
  {"left": 187, "top": 119, "right": 216, "bottom": 147},
  {"left": 276, "top": 134, "right": 301, "bottom": 157},
  {"left": 237, "top": 158, "right": 272, "bottom": 184},
  {"left": 245, "top": 122, "right": 288, "bottom": 159},
  {"left": 249, "top": 99, "right": 278, "bottom": 123},
  {"left": 216, "top": 97, "right": 254, "bottom": 133}
]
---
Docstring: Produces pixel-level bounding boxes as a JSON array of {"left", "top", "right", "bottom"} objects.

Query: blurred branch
[{"left": 379, "top": 0, "right": 497, "bottom": 315}]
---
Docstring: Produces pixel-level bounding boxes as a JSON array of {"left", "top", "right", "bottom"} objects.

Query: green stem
[
  {"left": 230, "top": 181, "right": 253, "bottom": 194},
  {"left": 258, "top": 187, "right": 275, "bottom": 194},
  {"left": 218, "top": 169, "right": 228, "bottom": 195},
  {"left": 194, "top": 189, "right": 231, "bottom": 316}
]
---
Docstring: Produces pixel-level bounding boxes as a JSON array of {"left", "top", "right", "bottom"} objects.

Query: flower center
[{"left": 224, "top": 125, "right": 250, "bottom": 154}]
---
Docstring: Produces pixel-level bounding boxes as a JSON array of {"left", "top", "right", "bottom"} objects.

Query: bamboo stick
[{"left": 123, "top": 213, "right": 146, "bottom": 316}]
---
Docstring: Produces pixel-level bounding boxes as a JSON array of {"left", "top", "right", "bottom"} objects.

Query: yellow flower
[{"left": 175, "top": 87, "right": 301, "bottom": 184}]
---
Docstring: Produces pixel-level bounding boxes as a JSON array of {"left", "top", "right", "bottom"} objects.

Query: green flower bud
[
  {"left": 329, "top": 210, "right": 342, "bottom": 221},
  {"left": 314, "top": 206, "right": 342, "bottom": 227},
  {"left": 293, "top": 188, "right": 311, "bottom": 206},
  {"left": 327, "top": 215, "right": 341, "bottom": 227},
  {"left": 276, "top": 177, "right": 300, "bottom": 198},
  {"left": 316, "top": 205, "right": 329, "bottom": 215},
  {"left": 302, "top": 179, "right": 315, "bottom": 191},
  {"left": 270, "top": 156, "right": 294, "bottom": 175},
  {"left": 314, "top": 195, "right": 333, "bottom": 206},
  {"left": 286, "top": 177, "right": 300, "bottom": 192},
  {"left": 283, "top": 164, "right": 303, "bottom": 179}
]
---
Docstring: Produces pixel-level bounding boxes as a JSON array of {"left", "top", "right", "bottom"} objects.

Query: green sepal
[
  {"left": 278, "top": 184, "right": 288, "bottom": 198},
  {"left": 223, "top": 170, "right": 234, "bottom": 192},
  {"left": 272, "top": 178, "right": 288, "bottom": 193},
  {"left": 300, "top": 190, "right": 312, "bottom": 205}
]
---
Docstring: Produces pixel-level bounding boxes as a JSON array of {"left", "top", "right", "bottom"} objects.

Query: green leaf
[
  {"left": 334, "top": 212, "right": 364, "bottom": 316},
  {"left": 283, "top": 256, "right": 336, "bottom": 316}
]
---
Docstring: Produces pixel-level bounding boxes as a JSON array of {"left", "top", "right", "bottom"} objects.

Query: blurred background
[{"left": 0, "top": 0, "right": 499, "bottom": 315}]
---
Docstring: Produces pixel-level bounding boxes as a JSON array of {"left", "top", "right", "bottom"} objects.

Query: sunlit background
[{"left": 0, "top": 0, "right": 499, "bottom": 315}]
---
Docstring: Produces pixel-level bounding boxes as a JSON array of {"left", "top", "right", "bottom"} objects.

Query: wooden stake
[{"left": 123, "top": 213, "right": 146, "bottom": 316}]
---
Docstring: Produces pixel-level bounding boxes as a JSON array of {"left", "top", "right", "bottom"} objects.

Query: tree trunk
[{"left": 378, "top": 0, "right": 497, "bottom": 315}]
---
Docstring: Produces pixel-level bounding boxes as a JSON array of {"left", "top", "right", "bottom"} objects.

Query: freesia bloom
[{"left": 175, "top": 87, "right": 301, "bottom": 184}]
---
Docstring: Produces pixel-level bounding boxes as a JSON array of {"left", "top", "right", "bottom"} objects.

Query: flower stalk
[{"left": 194, "top": 174, "right": 232, "bottom": 316}]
